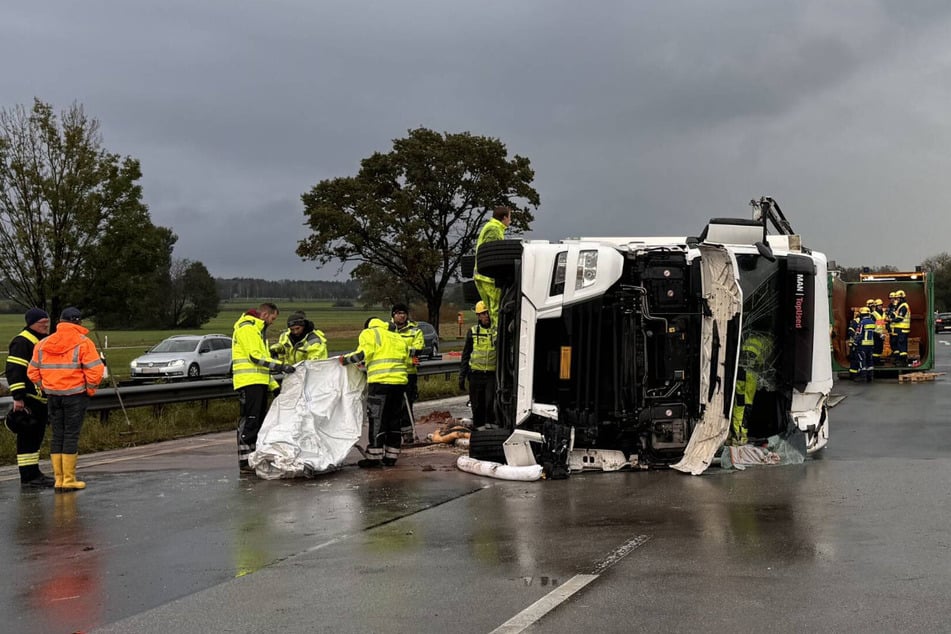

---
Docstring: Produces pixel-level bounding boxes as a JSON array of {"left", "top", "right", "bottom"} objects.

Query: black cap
[
  {"left": 391, "top": 303, "right": 409, "bottom": 316},
  {"left": 25, "top": 308, "right": 49, "bottom": 326},
  {"left": 60, "top": 307, "right": 83, "bottom": 324},
  {"left": 287, "top": 311, "right": 306, "bottom": 327}
]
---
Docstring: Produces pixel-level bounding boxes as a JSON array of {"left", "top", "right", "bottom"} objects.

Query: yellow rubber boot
[
  {"left": 51, "top": 454, "right": 64, "bottom": 490},
  {"left": 59, "top": 454, "right": 85, "bottom": 492}
]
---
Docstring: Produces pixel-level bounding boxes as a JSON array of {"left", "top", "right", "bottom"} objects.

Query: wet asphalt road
[{"left": 2, "top": 344, "right": 951, "bottom": 633}]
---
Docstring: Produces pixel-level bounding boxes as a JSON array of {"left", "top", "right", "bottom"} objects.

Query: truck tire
[
  {"left": 461, "top": 254, "right": 475, "bottom": 279},
  {"left": 477, "top": 241, "right": 522, "bottom": 284},
  {"left": 468, "top": 428, "right": 511, "bottom": 464}
]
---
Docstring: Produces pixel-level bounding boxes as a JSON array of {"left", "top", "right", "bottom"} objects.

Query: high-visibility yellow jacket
[
  {"left": 474, "top": 217, "right": 507, "bottom": 282},
  {"left": 27, "top": 322, "right": 104, "bottom": 397},
  {"left": 460, "top": 323, "right": 496, "bottom": 374},
  {"left": 391, "top": 320, "right": 424, "bottom": 374},
  {"left": 231, "top": 313, "right": 281, "bottom": 390},
  {"left": 343, "top": 318, "right": 408, "bottom": 385},
  {"left": 270, "top": 327, "right": 328, "bottom": 364},
  {"left": 894, "top": 302, "right": 911, "bottom": 332}
]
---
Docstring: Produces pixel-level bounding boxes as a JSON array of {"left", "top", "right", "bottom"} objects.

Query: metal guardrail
[{"left": 0, "top": 358, "right": 462, "bottom": 418}]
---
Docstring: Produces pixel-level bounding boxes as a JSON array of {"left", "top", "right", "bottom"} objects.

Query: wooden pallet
[{"left": 898, "top": 371, "right": 946, "bottom": 383}]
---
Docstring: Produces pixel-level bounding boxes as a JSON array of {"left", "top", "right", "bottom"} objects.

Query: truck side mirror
[{"left": 755, "top": 241, "right": 776, "bottom": 262}]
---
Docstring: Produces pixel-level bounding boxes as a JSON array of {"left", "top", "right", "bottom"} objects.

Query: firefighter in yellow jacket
[
  {"left": 232, "top": 303, "right": 295, "bottom": 473},
  {"left": 389, "top": 303, "right": 424, "bottom": 443},
  {"left": 474, "top": 206, "right": 512, "bottom": 324},
  {"left": 269, "top": 310, "right": 328, "bottom": 364},
  {"left": 731, "top": 332, "right": 774, "bottom": 445},
  {"left": 458, "top": 301, "right": 497, "bottom": 429},
  {"left": 340, "top": 318, "right": 409, "bottom": 467}
]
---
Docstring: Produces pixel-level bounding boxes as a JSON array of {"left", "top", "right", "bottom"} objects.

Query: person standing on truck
[
  {"left": 853, "top": 307, "right": 877, "bottom": 382},
  {"left": 4, "top": 308, "right": 54, "bottom": 488},
  {"left": 232, "top": 303, "right": 295, "bottom": 473},
  {"left": 27, "top": 307, "right": 104, "bottom": 492},
  {"left": 270, "top": 311, "right": 328, "bottom": 364},
  {"left": 389, "top": 303, "right": 423, "bottom": 444},
  {"left": 458, "top": 301, "right": 497, "bottom": 430},
  {"left": 871, "top": 299, "right": 887, "bottom": 365},
  {"left": 340, "top": 318, "right": 409, "bottom": 467},
  {"left": 892, "top": 290, "right": 912, "bottom": 366},
  {"left": 474, "top": 206, "right": 512, "bottom": 323}
]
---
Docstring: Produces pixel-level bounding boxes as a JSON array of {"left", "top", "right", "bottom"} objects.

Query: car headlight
[
  {"left": 576, "top": 250, "right": 598, "bottom": 289},
  {"left": 168, "top": 359, "right": 186, "bottom": 368},
  {"left": 130, "top": 360, "right": 138, "bottom": 369}
]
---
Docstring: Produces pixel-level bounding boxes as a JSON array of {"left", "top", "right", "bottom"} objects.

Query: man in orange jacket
[{"left": 27, "top": 307, "right": 104, "bottom": 492}]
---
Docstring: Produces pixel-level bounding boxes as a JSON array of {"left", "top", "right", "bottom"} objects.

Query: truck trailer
[{"left": 468, "top": 198, "right": 833, "bottom": 477}]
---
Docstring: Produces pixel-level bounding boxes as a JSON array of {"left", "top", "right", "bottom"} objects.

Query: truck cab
[{"left": 472, "top": 198, "right": 833, "bottom": 476}]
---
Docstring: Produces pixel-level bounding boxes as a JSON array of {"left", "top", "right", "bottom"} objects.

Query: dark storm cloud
[{"left": 2, "top": 1, "right": 951, "bottom": 277}]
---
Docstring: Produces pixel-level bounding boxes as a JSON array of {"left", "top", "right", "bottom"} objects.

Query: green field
[{"left": 1, "top": 300, "right": 470, "bottom": 382}]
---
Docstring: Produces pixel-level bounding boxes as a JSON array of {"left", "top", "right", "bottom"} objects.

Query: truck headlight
[
  {"left": 576, "top": 250, "right": 598, "bottom": 289},
  {"left": 550, "top": 251, "right": 567, "bottom": 296}
]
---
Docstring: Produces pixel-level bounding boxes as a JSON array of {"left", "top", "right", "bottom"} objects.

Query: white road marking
[{"left": 490, "top": 534, "right": 651, "bottom": 634}]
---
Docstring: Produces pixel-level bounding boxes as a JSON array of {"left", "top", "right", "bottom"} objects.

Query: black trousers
[
  {"left": 237, "top": 384, "right": 269, "bottom": 464},
  {"left": 48, "top": 394, "right": 89, "bottom": 454},
  {"left": 468, "top": 371, "right": 496, "bottom": 429},
  {"left": 366, "top": 383, "right": 405, "bottom": 461}
]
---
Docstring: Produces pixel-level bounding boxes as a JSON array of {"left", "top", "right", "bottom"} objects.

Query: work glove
[
  {"left": 271, "top": 388, "right": 281, "bottom": 398},
  {"left": 339, "top": 355, "right": 348, "bottom": 366},
  {"left": 281, "top": 364, "right": 296, "bottom": 374},
  {"left": 458, "top": 376, "right": 466, "bottom": 391}
]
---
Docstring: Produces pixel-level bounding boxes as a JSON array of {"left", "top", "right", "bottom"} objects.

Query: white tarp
[{"left": 249, "top": 360, "right": 366, "bottom": 479}]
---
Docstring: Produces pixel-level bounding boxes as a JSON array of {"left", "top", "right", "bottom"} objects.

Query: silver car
[{"left": 130, "top": 334, "right": 232, "bottom": 381}]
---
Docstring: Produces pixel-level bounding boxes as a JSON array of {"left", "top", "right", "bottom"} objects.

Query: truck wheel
[
  {"left": 468, "top": 428, "right": 511, "bottom": 464},
  {"left": 477, "top": 241, "right": 522, "bottom": 283},
  {"left": 461, "top": 254, "right": 475, "bottom": 279}
]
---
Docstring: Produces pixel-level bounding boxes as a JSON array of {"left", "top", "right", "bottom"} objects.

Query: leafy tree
[
  {"left": 176, "top": 260, "right": 219, "bottom": 327},
  {"left": 921, "top": 253, "right": 951, "bottom": 311},
  {"left": 78, "top": 215, "right": 177, "bottom": 329},
  {"left": 0, "top": 99, "right": 169, "bottom": 322},
  {"left": 297, "top": 127, "right": 540, "bottom": 328}
]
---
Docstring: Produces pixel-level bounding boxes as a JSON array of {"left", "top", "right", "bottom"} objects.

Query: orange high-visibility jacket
[{"left": 27, "top": 322, "right": 104, "bottom": 396}]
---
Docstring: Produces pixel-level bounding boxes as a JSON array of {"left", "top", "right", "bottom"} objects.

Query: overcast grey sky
[{"left": 2, "top": 1, "right": 949, "bottom": 279}]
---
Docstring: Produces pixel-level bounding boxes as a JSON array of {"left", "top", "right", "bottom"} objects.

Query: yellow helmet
[
  {"left": 888, "top": 292, "right": 897, "bottom": 299},
  {"left": 896, "top": 289, "right": 906, "bottom": 298},
  {"left": 859, "top": 306, "right": 870, "bottom": 315},
  {"left": 474, "top": 301, "right": 488, "bottom": 313},
  {"left": 866, "top": 299, "right": 875, "bottom": 306},
  {"left": 874, "top": 298, "right": 883, "bottom": 306}
]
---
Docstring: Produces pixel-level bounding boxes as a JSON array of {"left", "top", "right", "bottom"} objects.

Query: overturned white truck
[{"left": 466, "top": 198, "right": 832, "bottom": 477}]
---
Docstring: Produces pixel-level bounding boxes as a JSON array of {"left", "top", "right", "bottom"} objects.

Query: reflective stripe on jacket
[
  {"left": 345, "top": 318, "right": 408, "bottom": 385},
  {"left": 231, "top": 314, "right": 281, "bottom": 390},
  {"left": 27, "top": 322, "right": 103, "bottom": 396},
  {"left": 270, "top": 328, "right": 328, "bottom": 364}
]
